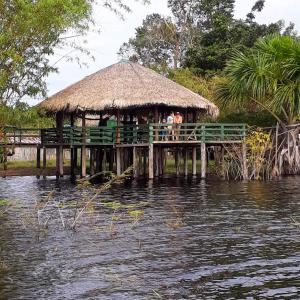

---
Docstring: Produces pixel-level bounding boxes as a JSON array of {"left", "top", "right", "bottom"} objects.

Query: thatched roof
[{"left": 39, "top": 61, "right": 219, "bottom": 116}]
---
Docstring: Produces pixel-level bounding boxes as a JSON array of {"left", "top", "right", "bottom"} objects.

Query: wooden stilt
[
  {"left": 192, "top": 147, "right": 197, "bottom": 176},
  {"left": 70, "top": 147, "right": 75, "bottom": 178},
  {"left": 242, "top": 143, "right": 248, "bottom": 180},
  {"left": 201, "top": 143, "right": 206, "bottom": 179},
  {"left": 154, "top": 106, "right": 159, "bottom": 142},
  {"left": 149, "top": 144, "right": 154, "bottom": 179},
  {"left": 143, "top": 148, "right": 147, "bottom": 176},
  {"left": 74, "top": 147, "right": 78, "bottom": 169},
  {"left": 109, "top": 148, "right": 114, "bottom": 171},
  {"left": 155, "top": 148, "right": 159, "bottom": 177},
  {"left": 102, "top": 148, "right": 107, "bottom": 171},
  {"left": 36, "top": 146, "right": 41, "bottom": 178},
  {"left": 56, "top": 146, "right": 63, "bottom": 178},
  {"left": 184, "top": 147, "right": 188, "bottom": 176},
  {"left": 116, "top": 148, "right": 121, "bottom": 176},
  {"left": 56, "top": 111, "right": 64, "bottom": 178},
  {"left": 133, "top": 147, "right": 138, "bottom": 178},
  {"left": 42, "top": 147, "right": 47, "bottom": 178},
  {"left": 3, "top": 146, "right": 7, "bottom": 171},
  {"left": 90, "top": 148, "right": 95, "bottom": 176},
  {"left": 81, "top": 112, "right": 86, "bottom": 178},
  {"left": 221, "top": 146, "right": 225, "bottom": 178},
  {"left": 175, "top": 148, "right": 180, "bottom": 176}
]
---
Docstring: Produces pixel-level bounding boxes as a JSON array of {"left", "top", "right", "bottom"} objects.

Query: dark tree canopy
[{"left": 119, "top": 0, "right": 296, "bottom": 76}]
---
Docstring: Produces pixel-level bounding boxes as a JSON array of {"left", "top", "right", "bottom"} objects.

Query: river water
[{"left": 0, "top": 176, "right": 299, "bottom": 299}]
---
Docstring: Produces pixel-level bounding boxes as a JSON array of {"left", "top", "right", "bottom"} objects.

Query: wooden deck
[
  {"left": 1, "top": 123, "right": 246, "bottom": 147},
  {"left": 1, "top": 123, "right": 247, "bottom": 179}
]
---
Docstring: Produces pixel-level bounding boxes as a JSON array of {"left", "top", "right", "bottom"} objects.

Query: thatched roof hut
[{"left": 39, "top": 61, "right": 219, "bottom": 117}]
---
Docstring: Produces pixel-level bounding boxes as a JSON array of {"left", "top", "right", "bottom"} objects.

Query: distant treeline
[{"left": 0, "top": 103, "right": 54, "bottom": 128}]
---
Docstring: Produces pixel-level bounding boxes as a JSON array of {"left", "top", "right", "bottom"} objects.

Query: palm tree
[{"left": 216, "top": 35, "right": 300, "bottom": 125}]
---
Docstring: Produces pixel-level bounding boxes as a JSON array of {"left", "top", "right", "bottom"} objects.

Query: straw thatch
[{"left": 39, "top": 61, "right": 219, "bottom": 116}]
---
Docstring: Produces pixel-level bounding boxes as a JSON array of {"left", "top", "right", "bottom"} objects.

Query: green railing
[
  {"left": 150, "top": 123, "right": 246, "bottom": 143},
  {"left": 1, "top": 126, "right": 40, "bottom": 145},
  {"left": 2, "top": 123, "right": 246, "bottom": 146}
]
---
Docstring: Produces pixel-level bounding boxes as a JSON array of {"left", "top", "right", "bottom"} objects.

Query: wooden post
[
  {"left": 36, "top": 146, "right": 41, "bottom": 178},
  {"left": 133, "top": 147, "right": 138, "bottom": 178},
  {"left": 149, "top": 144, "right": 154, "bottom": 179},
  {"left": 184, "top": 147, "right": 188, "bottom": 176},
  {"left": 201, "top": 142, "right": 206, "bottom": 179},
  {"left": 116, "top": 110, "right": 121, "bottom": 144},
  {"left": 42, "top": 147, "right": 47, "bottom": 178},
  {"left": 3, "top": 146, "right": 7, "bottom": 171},
  {"left": 242, "top": 143, "right": 248, "bottom": 180},
  {"left": 70, "top": 147, "right": 75, "bottom": 178},
  {"left": 155, "top": 148, "right": 159, "bottom": 177},
  {"left": 143, "top": 148, "right": 147, "bottom": 176},
  {"left": 175, "top": 148, "right": 180, "bottom": 177},
  {"left": 192, "top": 147, "right": 197, "bottom": 175},
  {"left": 81, "top": 112, "right": 87, "bottom": 178},
  {"left": 102, "top": 148, "right": 107, "bottom": 171},
  {"left": 90, "top": 148, "right": 95, "bottom": 176},
  {"left": 109, "top": 148, "right": 114, "bottom": 171},
  {"left": 70, "top": 113, "right": 75, "bottom": 178},
  {"left": 56, "top": 111, "right": 64, "bottom": 178},
  {"left": 154, "top": 106, "right": 159, "bottom": 141},
  {"left": 116, "top": 148, "right": 121, "bottom": 176},
  {"left": 74, "top": 147, "right": 78, "bottom": 169}
]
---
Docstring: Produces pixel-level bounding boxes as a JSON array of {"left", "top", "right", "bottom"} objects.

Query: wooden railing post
[
  {"left": 201, "top": 142, "right": 206, "bottom": 179},
  {"left": 148, "top": 125, "right": 154, "bottom": 179}
]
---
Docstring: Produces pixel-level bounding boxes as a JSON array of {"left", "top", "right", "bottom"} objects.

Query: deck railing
[
  {"left": 151, "top": 123, "right": 246, "bottom": 143},
  {"left": 1, "top": 123, "right": 246, "bottom": 146}
]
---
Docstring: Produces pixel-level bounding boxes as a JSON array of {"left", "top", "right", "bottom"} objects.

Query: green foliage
[
  {"left": 0, "top": 0, "right": 95, "bottom": 105},
  {"left": 0, "top": 103, "right": 54, "bottom": 128},
  {"left": 118, "top": 13, "right": 182, "bottom": 68},
  {"left": 167, "top": 68, "right": 215, "bottom": 99},
  {"left": 219, "top": 111, "right": 276, "bottom": 127},
  {"left": 0, "top": 0, "right": 148, "bottom": 105},
  {"left": 182, "top": 0, "right": 286, "bottom": 75},
  {"left": 120, "top": 0, "right": 296, "bottom": 76},
  {"left": 216, "top": 35, "right": 300, "bottom": 125}
]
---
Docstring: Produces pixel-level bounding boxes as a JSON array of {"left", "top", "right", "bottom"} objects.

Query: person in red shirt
[{"left": 173, "top": 112, "right": 183, "bottom": 141}]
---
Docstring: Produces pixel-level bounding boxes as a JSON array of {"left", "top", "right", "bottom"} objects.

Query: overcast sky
[{"left": 37, "top": 0, "right": 300, "bottom": 105}]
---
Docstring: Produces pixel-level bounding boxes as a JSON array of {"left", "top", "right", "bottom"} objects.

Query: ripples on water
[{"left": 0, "top": 176, "right": 299, "bottom": 299}]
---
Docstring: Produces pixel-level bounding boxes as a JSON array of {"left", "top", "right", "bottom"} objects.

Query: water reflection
[{"left": 0, "top": 176, "right": 299, "bottom": 299}]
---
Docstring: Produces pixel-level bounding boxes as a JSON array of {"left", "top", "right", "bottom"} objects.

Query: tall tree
[
  {"left": 0, "top": 0, "right": 148, "bottom": 105},
  {"left": 118, "top": 14, "right": 183, "bottom": 68},
  {"left": 216, "top": 35, "right": 300, "bottom": 125}
]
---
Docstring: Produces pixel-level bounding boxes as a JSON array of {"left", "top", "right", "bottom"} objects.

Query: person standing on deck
[
  {"left": 167, "top": 112, "right": 175, "bottom": 140},
  {"left": 174, "top": 112, "right": 183, "bottom": 141}
]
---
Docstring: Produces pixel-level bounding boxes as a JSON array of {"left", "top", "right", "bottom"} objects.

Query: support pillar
[
  {"left": 149, "top": 144, "right": 154, "bottom": 179},
  {"left": 70, "top": 147, "right": 75, "bottom": 178},
  {"left": 133, "top": 147, "right": 138, "bottom": 178},
  {"left": 42, "top": 147, "right": 47, "bottom": 178},
  {"left": 175, "top": 148, "right": 180, "bottom": 177},
  {"left": 192, "top": 147, "right": 197, "bottom": 176},
  {"left": 184, "top": 148, "right": 188, "bottom": 176},
  {"left": 201, "top": 143, "right": 206, "bottom": 179},
  {"left": 90, "top": 148, "right": 95, "bottom": 176},
  {"left": 55, "top": 111, "right": 64, "bottom": 178},
  {"left": 242, "top": 143, "right": 248, "bottom": 180},
  {"left": 36, "top": 146, "right": 41, "bottom": 178},
  {"left": 116, "top": 148, "right": 121, "bottom": 176},
  {"left": 81, "top": 112, "right": 86, "bottom": 178}
]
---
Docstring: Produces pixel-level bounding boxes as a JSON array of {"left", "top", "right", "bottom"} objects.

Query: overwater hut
[{"left": 38, "top": 61, "right": 242, "bottom": 179}]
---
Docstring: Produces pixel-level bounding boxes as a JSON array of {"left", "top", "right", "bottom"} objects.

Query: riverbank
[{"left": 1, "top": 159, "right": 211, "bottom": 177}]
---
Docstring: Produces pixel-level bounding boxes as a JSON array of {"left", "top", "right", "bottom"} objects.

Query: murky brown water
[{"left": 0, "top": 176, "right": 299, "bottom": 299}]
